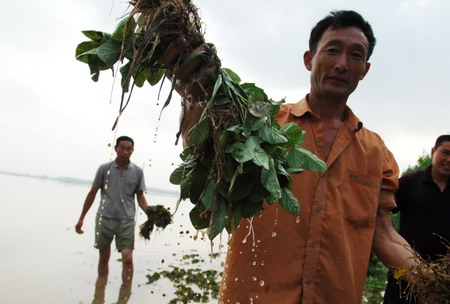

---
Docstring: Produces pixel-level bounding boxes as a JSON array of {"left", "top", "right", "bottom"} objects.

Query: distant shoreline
[{"left": 0, "top": 171, "right": 179, "bottom": 196}]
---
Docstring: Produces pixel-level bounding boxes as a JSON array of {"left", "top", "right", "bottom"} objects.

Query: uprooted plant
[
  {"left": 394, "top": 243, "right": 450, "bottom": 304},
  {"left": 75, "top": 0, "right": 326, "bottom": 240}
]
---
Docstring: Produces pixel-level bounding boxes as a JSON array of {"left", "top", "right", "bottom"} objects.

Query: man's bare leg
[
  {"left": 121, "top": 249, "right": 133, "bottom": 285},
  {"left": 98, "top": 247, "right": 111, "bottom": 277}
]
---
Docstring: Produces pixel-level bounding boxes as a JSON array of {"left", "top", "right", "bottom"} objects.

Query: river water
[{"left": 0, "top": 173, "right": 227, "bottom": 304}]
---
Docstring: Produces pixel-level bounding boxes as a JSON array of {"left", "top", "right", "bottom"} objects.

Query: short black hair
[
  {"left": 309, "top": 10, "right": 376, "bottom": 61},
  {"left": 434, "top": 134, "right": 450, "bottom": 149},
  {"left": 115, "top": 136, "right": 134, "bottom": 147}
]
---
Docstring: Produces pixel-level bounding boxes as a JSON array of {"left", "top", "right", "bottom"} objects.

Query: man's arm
[
  {"left": 372, "top": 206, "right": 416, "bottom": 271},
  {"left": 158, "top": 39, "right": 217, "bottom": 148},
  {"left": 75, "top": 186, "right": 99, "bottom": 234},
  {"left": 136, "top": 190, "right": 149, "bottom": 213}
]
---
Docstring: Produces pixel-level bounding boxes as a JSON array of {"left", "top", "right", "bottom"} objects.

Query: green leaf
[
  {"left": 240, "top": 199, "right": 264, "bottom": 218},
  {"left": 252, "top": 147, "right": 270, "bottom": 170},
  {"left": 222, "top": 68, "right": 241, "bottom": 83},
  {"left": 75, "top": 41, "right": 99, "bottom": 58},
  {"left": 207, "top": 197, "right": 231, "bottom": 240},
  {"left": 147, "top": 69, "right": 165, "bottom": 86},
  {"left": 278, "top": 188, "right": 301, "bottom": 216},
  {"left": 111, "top": 17, "right": 136, "bottom": 42},
  {"left": 77, "top": 39, "right": 122, "bottom": 68},
  {"left": 225, "top": 125, "right": 243, "bottom": 134},
  {"left": 281, "top": 122, "right": 304, "bottom": 146},
  {"left": 261, "top": 158, "right": 281, "bottom": 201},
  {"left": 286, "top": 147, "right": 327, "bottom": 172},
  {"left": 189, "top": 205, "right": 210, "bottom": 230},
  {"left": 228, "top": 163, "right": 243, "bottom": 193},
  {"left": 229, "top": 169, "right": 256, "bottom": 201},
  {"left": 188, "top": 118, "right": 211, "bottom": 145},
  {"left": 248, "top": 99, "right": 270, "bottom": 117},
  {"left": 231, "top": 136, "right": 259, "bottom": 163},
  {"left": 218, "top": 132, "right": 229, "bottom": 149},
  {"left": 81, "top": 30, "right": 110, "bottom": 42},
  {"left": 258, "top": 126, "right": 288, "bottom": 144},
  {"left": 188, "top": 164, "right": 209, "bottom": 205},
  {"left": 212, "top": 95, "right": 231, "bottom": 106},
  {"left": 134, "top": 67, "right": 149, "bottom": 87},
  {"left": 230, "top": 208, "right": 243, "bottom": 232},
  {"left": 94, "top": 39, "right": 122, "bottom": 67},
  {"left": 119, "top": 62, "right": 131, "bottom": 92},
  {"left": 169, "top": 165, "right": 186, "bottom": 185},
  {"left": 200, "top": 179, "right": 216, "bottom": 211},
  {"left": 286, "top": 167, "right": 305, "bottom": 175},
  {"left": 251, "top": 117, "right": 267, "bottom": 131}
]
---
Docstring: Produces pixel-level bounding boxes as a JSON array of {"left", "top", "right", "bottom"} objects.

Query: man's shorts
[{"left": 95, "top": 214, "right": 135, "bottom": 250}]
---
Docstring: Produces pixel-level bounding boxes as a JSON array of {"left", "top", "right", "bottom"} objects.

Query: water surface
[{"left": 0, "top": 174, "right": 225, "bottom": 304}]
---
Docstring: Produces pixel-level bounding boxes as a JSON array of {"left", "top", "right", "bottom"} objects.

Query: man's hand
[
  {"left": 75, "top": 219, "right": 84, "bottom": 234},
  {"left": 158, "top": 37, "right": 219, "bottom": 147}
]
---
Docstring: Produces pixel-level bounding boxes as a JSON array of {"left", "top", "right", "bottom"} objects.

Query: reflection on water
[
  {"left": 92, "top": 277, "right": 132, "bottom": 304},
  {"left": 0, "top": 173, "right": 226, "bottom": 304}
]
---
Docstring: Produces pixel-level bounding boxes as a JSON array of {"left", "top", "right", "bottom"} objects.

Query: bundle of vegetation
[
  {"left": 76, "top": 0, "right": 326, "bottom": 241},
  {"left": 139, "top": 205, "right": 172, "bottom": 240},
  {"left": 394, "top": 244, "right": 450, "bottom": 304},
  {"left": 146, "top": 252, "right": 222, "bottom": 303}
]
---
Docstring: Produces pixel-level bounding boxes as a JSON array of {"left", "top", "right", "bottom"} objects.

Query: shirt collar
[
  {"left": 113, "top": 160, "right": 131, "bottom": 169},
  {"left": 290, "top": 94, "right": 364, "bottom": 133},
  {"left": 422, "top": 165, "right": 450, "bottom": 186}
]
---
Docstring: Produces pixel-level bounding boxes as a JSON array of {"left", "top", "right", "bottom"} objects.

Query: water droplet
[
  {"left": 271, "top": 231, "right": 277, "bottom": 237},
  {"left": 252, "top": 261, "right": 256, "bottom": 266},
  {"left": 296, "top": 216, "right": 301, "bottom": 223},
  {"left": 252, "top": 276, "right": 257, "bottom": 281},
  {"left": 259, "top": 280, "right": 265, "bottom": 286},
  {"left": 234, "top": 277, "right": 238, "bottom": 282}
]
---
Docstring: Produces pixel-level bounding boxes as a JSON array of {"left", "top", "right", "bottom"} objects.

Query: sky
[{"left": 1, "top": 0, "right": 449, "bottom": 190}]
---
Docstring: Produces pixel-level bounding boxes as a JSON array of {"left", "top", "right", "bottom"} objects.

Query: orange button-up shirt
[{"left": 218, "top": 97, "right": 399, "bottom": 304}]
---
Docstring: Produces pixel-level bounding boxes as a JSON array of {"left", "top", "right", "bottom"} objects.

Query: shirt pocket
[
  {"left": 339, "top": 170, "right": 380, "bottom": 228},
  {"left": 125, "top": 181, "right": 137, "bottom": 196}
]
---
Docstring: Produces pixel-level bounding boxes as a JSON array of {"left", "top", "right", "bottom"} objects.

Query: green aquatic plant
[
  {"left": 75, "top": 0, "right": 326, "bottom": 241},
  {"left": 146, "top": 252, "right": 222, "bottom": 303}
]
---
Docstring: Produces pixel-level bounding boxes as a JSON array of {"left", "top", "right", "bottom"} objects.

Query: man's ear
[
  {"left": 360, "top": 62, "right": 371, "bottom": 80},
  {"left": 304, "top": 51, "right": 313, "bottom": 71}
]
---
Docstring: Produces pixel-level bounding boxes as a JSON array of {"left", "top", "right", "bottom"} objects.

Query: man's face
[
  {"left": 431, "top": 141, "right": 450, "bottom": 179},
  {"left": 304, "top": 26, "right": 371, "bottom": 99},
  {"left": 115, "top": 140, "right": 134, "bottom": 161}
]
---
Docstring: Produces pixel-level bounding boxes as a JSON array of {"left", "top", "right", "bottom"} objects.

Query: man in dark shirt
[{"left": 384, "top": 134, "right": 450, "bottom": 303}]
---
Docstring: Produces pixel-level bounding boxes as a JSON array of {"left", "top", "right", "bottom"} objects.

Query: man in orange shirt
[{"left": 162, "top": 10, "right": 416, "bottom": 304}]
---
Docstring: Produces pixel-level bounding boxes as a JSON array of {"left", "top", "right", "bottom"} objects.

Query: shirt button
[
  {"left": 315, "top": 138, "right": 321, "bottom": 143},
  {"left": 306, "top": 280, "right": 313, "bottom": 285}
]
